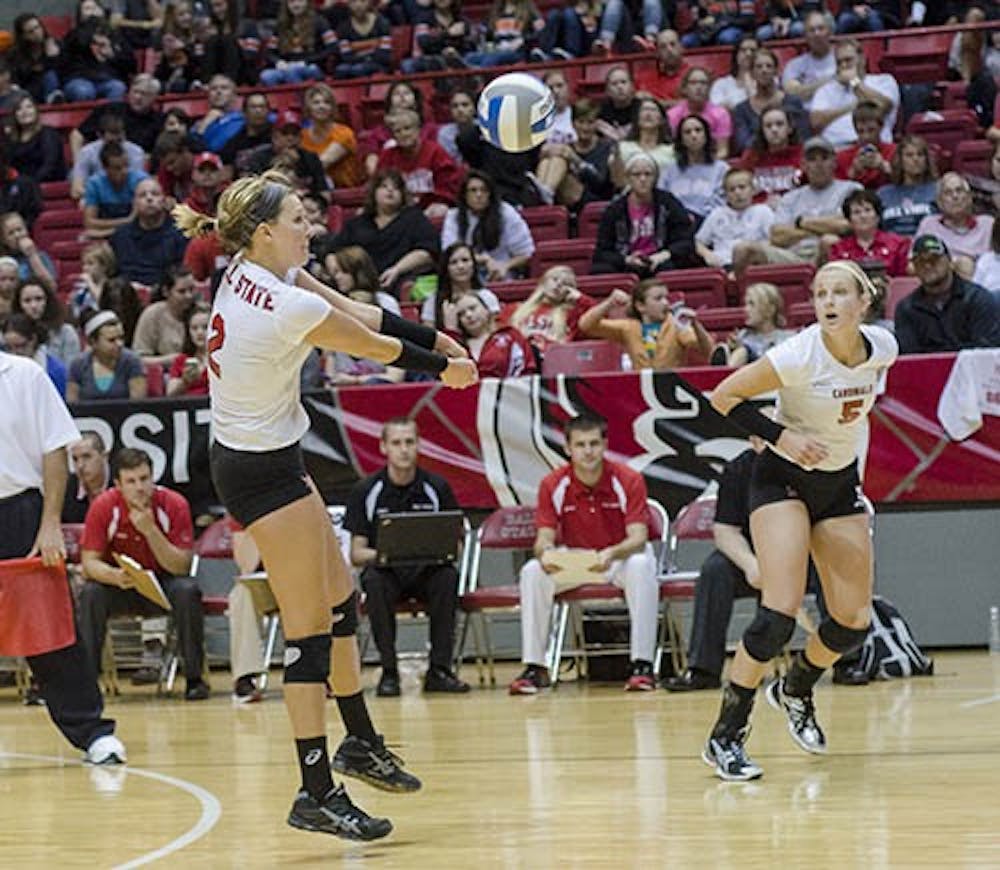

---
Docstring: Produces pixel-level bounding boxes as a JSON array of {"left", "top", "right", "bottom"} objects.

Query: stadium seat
[
  {"left": 787, "top": 301, "right": 817, "bottom": 328},
  {"left": 40, "top": 180, "right": 72, "bottom": 202},
  {"left": 952, "top": 139, "right": 993, "bottom": 178},
  {"left": 879, "top": 42, "right": 949, "bottom": 84},
  {"left": 885, "top": 275, "right": 920, "bottom": 319},
  {"left": 521, "top": 205, "right": 570, "bottom": 242},
  {"left": 530, "top": 238, "right": 595, "bottom": 277},
  {"left": 541, "top": 340, "right": 623, "bottom": 376},
  {"left": 658, "top": 267, "right": 729, "bottom": 309},
  {"left": 578, "top": 200, "right": 611, "bottom": 239},
  {"left": 143, "top": 361, "right": 165, "bottom": 397},
  {"left": 577, "top": 272, "right": 637, "bottom": 299},
  {"left": 696, "top": 306, "right": 746, "bottom": 332},
  {"left": 34, "top": 208, "right": 85, "bottom": 249},
  {"left": 905, "top": 109, "right": 982, "bottom": 156},
  {"left": 738, "top": 262, "right": 816, "bottom": 306},
  {"left": 330, "top": 186, "right": 367, "bottom": 211},
  {"left": 326, "top": 204, "right": 343, "bottom": 233}
]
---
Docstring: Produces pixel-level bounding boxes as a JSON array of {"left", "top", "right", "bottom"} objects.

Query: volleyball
[{"left": 476, "top": 73, "right": 556, "bottom": 153}]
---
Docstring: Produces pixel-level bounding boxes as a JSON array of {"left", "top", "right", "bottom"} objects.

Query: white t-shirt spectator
[
  {"left": 440, "top": 201, "right": 536, "bottom": 281},
  {"left": 810, "top": 74, "right": 900, "bottom": 146},
  {"left": 781, "top": 51, "right": 836, "bottom": 110},
  {"left": 914, "top": 214, "right": 995, "bottom": 264},
  {"left": 696, "top": 203, "right": 776, "bottom": 266},
  {"left": 774, "top": 179, "right": 862, "bottom": 259}
]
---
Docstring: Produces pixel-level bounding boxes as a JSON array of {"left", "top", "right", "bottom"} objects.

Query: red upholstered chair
[
  {"left": 696, "top": 306, "right": 746, "bottom": 333},
  {"left": 658, "top": 268, "right": 729, "bottom": 309},
  {"left": 576, "top": 272, "right": 638, "bottom": 299},
  {"left": 142, "top": 360, "right": 165, "bottom": 398},
  {"left": 541, "top": 340, "right": 623, "bottom": 376},
  {"left": 885, "top": 276, "right": 920, "bottom": 319},
  {"left": 905, "top": 110, "right": 982, "bottom": 157},
  {"left": 521, "top": 205, "right": 570, "bottom": 242},
  {"left": 456, "top": 506, "right": 537, "bottom": 684},
  {"left": 951, "top": 140, "right": 993, "bottom": 178},
  {"left": 578, "top": 200, "right": 611, "bottom": 240},
  {"left": 738, "top": 262, "right": 816, "bottom": 306},
  {"left": 529, "top": 238, "right": 595, "bottom": 277},
  {"left": 34, "top": 208, "right": 85, "bottom": 249}
]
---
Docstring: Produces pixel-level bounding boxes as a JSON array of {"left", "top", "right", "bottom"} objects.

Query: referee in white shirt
[{"left": 0, "top": 351, "right": 125, "bottom": 764}]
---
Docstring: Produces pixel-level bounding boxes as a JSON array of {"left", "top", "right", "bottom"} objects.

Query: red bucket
[{"left": 0, "top": 557, "right": 76, "bottom": 656}]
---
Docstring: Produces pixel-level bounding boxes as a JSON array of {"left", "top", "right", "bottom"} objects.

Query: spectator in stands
[
  {"left": 682, "top": 1, "right": 757, "bottom": 48},
  {"left": 70, "top": 75, "right": 164, "bottom": 163},
  {"left": 108, "top": 0, "right": 162, "bottom": 50},
  {"left": 98, "top": 276, "right": 144, "bottom": 346},
  {"left": 501, "top": 265, "right": 594, "bottom": 357},
  {"left": 696, "top": 168, "right": 776, "bottom": 271},
  {"left": 166, "top": 300, "right": 210, "bottom": 396},
  {"left": 420, "top": 242, "right": 498, "bottom": 330},
  {"left": 13, "top": 279, "right": 81, "bottom": 367},
  {"left": 509, "top": 413, "right": 659, "bottom": 695},
  {"left": 377, "top": 109, "right": 461, "bottom": 218},
  {"left": 219, "top": 92, "right": 273, "bottom": 177},
  {"left": 896, "top": 234, "right": 1000, "bottom": 353},
  {"left": 593, "top": 0, "right": 664, "bottom": 53},
  {"left": 332, "top": 0, "right": 393, "bottom": 78},
  {"left": 260, "top": 0, "right": 336, "bottom": 85},
  {"left": 325, "top": 169, "right": 439, "bottom": 294},
  {"left": 133, "top": 263, "right": 197, "bottom": 364},
  {"left": 83, "top": 142, "right": 149, "bottom": 239},
  {"left": 463, "top": 0, "right": 543, "bottom": 67},
  {"left": 667, "top": 67, "right": 732, "bottom": 159},
  {"left": 154, "top": 131, "right": 196, "bottom": 204},
  {"left": 756, "top": 0, "right": 808, "bottom": 41},
  {"left": 973, "top": 219, "right": 1000, "bottom": 299},
  {"left": 441, "top": 170, "right": 535, "bottom": 281},
  {"left": 0, "top": 212, "right": 55, "bottom": 292},
  {"left": 71, "top": 115, "right": 146, "bottom": 203},
  {"left": 542, "top": 70, "right": 577, "bottom": 146},
  {"left": 834, "top": 102, "right": 895, "bottom": 189},
  {"left": 739, "top": 105, "right": 803, "bottom": 207},
  {"left": 660, "top": 114, "right": 728, "bottom": 224},
  {"left": 153, "top": 0, "right": 204, "bottom": 93},
  {"left": 9, "top": 14, "right": 63, "bottom": 104},
  {"left": 966, "top": 140, "right": 1000, "bottom": 219},
  {"left": 361, "top": 82, "right": 438, "bottom": 177},
  {"left": 2, "top": 312, "right": 67, "bottom": 396},
  {"left": 731, "top": 48, "right": 810, "bottom": 155},
  {"left": 830, "top": 189, "right": 910, "bottom": 277},
  {"left": 437, "top": 89, "right": 477, "bottom": 164},
  {"left": 877, "top": 135, "right": 938, "bottom": 237},
  {"left": 403, "top": 0, "right": 477, "bottom": 72},
  {"left": 836, "top": 0, "right": 902, "bottom": 34},
  {"left": 6, "top": 94, "right": 66, "bottom": 184},
  {"left": 79, "top": 447, "right": 209, "bottom": 701},
  {"left": 810, "top": 37, "right": 900, "bottom": 148},
  {"left": 0, "top": 58, "right": 29, "bottom": 117},
  {"left": 61, "top": 13, "right": 134, "bottom": 103},
  {"left": 0, "top": 153, "right": 41, "bottom": 236},
  {"left": 780, "top": 10, "right": 835, "bottom": 111},
  {"left": 162, "top": 106, "right": 193, "bottom": 138},
  {"left": 0, "top": 256, "right": 20, "bottom": 317},
  {"left": 110, "top": 178, "right": 189, "bottom": 288},
  {"left": 733, "top": 137, "right": 860, "bottom": 273},
  {"left": 579, "top": 280, "right": 714, "bottom": 370},
  {"left": 345, "top": 418, "right": 471, "bottom": 696},
  {"left": 915, "top": 173, "right": 995, "bottom": 275},
  {"left": 299, "top": 83, "right": 363, "bottom": 190},
  {"left": 455, "top": 290, "right": 537, "bottom": 378},
  {"left": 596, "top": 66, "right": 639, "bottom": 142},
  {"left": 182, "top": 152, "right": 228, "bottom": 216},
  {"left": 710, "top": 36, "right": 759, "bottom": 111},
  {"left": 711, "top": 280, "right": 795, "bottom": 367},
  {"left": 191, "top": 75, "right": 244, "bottom": 153},
  {"left": 63, "top": 431, "right": 110, "bottom": 524},
  {"left": 532, "top": 99, "right": 615, "bottom": 212},
  {"left": 610, "top": 97, "right": 677, "bottom": 190},
  {"left": 634, "top": 28, "right": 691, "bottom": 105},
  {"left": 593, "top": 153, "right": 698, "bottom": 276},
  {"left": 532, "top": 0, "right": 601, "bottom": 60},
  {"left": 198, "top": 0, "right": 263, "bottom": 85},
  {"left": 247, "top": 111, "right": 330, "bottom": 200},
  {"left": 182, "top": 226, "right": 229, "bottom": 284},
  {"left": 67, "top": 310, "right": 147, "bottom": 401},
  {"left": 70, "top": 241, "right": 118, "bottom": 321}
]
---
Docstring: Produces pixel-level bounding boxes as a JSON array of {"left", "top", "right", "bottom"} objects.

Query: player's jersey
[
  {"left": 208, "top": 255, "right": 329, "bottom": 451},
  {"left": 767, "top": 323, "right": 898, "bottom": 471}
]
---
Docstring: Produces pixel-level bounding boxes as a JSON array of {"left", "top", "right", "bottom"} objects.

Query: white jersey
[
  {"left": 209, "top": 256, "right": 329, "bottom": 451},
  {"left": 766, "top": 323, "right": 898, "bottom": 471}
]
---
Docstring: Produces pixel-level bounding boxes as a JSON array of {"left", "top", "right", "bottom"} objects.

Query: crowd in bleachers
[{"left": 0, "top": 0, "right": 999, "bottom": 398}]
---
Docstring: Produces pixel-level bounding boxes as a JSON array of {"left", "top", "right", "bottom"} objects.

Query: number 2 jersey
[
  {"left": 766, "top": 323, "right": 898, "bottom": 472},
  {"left": 209, "top": 256, "right": 329, "bottom": 452}
]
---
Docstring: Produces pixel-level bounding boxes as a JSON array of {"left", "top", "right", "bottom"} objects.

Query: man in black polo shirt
[
  {"left": 110, "top": 178, "right": 188, "bottom": 287},
  {"left": 896, "top": 235, "right": 1000, "bottom": 354},
  {"left": 69, "top": 74, "right": 164, "bottom": 159},
  {"left": 62, "top": 431, "right": 110, "bottom": 523},
  {"left": 344, "top": 417, "right": 470, "bottom": 697}
]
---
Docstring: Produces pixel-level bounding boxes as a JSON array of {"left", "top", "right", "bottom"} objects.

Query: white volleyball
[{"left": 476, "top": 72, "right": 556, "bottom": 153}]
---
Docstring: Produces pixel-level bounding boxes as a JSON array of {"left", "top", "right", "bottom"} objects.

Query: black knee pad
[
  {"left": 818, "top": 617, "right": 869, "bottom": 654},
  {"left": 743, "top": 606, "right": 797, "bottom": 663},
  {"left": 330, "top": 591, "right": 359, "bottom": 638},
  {"left": 283, "top": 633, "right": 331, "bottom": 684}
]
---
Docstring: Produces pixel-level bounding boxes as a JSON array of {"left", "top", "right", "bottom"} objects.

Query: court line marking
[
  {"left": 0, "top": 751, "right": 222, "bottom": 868},
  {"left": 959, "top": 693, "right": 1000, "bottom": 709}
]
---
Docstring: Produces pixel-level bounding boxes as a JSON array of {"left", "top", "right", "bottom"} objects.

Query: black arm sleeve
[{"left": 380, "top": 310, "right": 436, "bottom": 349}]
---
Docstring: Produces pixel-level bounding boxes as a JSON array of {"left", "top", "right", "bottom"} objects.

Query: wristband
[
  {"left": 381, "top": 310, "right": 436, "bottom": 350},
  {"left": 795, "top": 215, "right": 804, "bottom": 230},
  {"left": 727, "top": 401, "right": 786, "bottom": 445},
  {"left": 391, "top": 338, "right": 448, "bottom": 375}
]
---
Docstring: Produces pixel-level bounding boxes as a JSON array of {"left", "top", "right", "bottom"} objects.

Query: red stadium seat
[
  {"left": 578, "top": 200, "right": 611, "bottom": 239},
  {"left": 521, "top": 205, "right": 570, "bottom": 242},
  {"left": 696, "top": 306, "right": 746, "bottom": 332},
  {"left": 143, "top": 360, "right": 165, "bottom": 397},
  {"left": 41, "top": 181, "right": 73, "bottom": 202},
  {"left": 738, "top": 262, "right": 816, "bottom": 306},
  {"left": 952, "top": 140, "right": 994, "bottom": 178},
  {"left": 390, "top": 25, "right": 412, "bottom": 69},
  {"left": 492, "top": 278, "right": 538, "bottom": 303},
  {"left": 530, "top": 238, "right": 594, "bottom": 277},
  {"left": 330, "top": 186, "right": 367, "bottom": 210},
  {"left": 885, "top": 276, "right": 920, "bottom": 319},
  {"left": 905, "top": 109, "right": 982, "bottom": 157},
  {"left": 326, "top": 204, "right": 344, "bottom": 233},
  {"left": 576, "top": 272, "right": 637, "bottom": 299},
  {"left": 34, "top": 209, "right": 85, "bottom": 249},
  {"left": 787, "top": 301, "right": 817, "bottom": 328},
  {"left": 658, "top": 267, "right": 729, "bottom": 309},
  {"left": 879, "top": 44, "right": 949, "bottom": 84},
  {"left": 541, "top": 339, "right": 623, "bottom": 376}
]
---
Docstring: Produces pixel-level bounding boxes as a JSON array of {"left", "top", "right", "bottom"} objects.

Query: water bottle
[{"left": 990, "top": 606, "right": 1000, "bottom": 655}]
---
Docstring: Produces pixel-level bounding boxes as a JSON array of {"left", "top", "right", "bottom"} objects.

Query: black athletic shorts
[
  {"left": 210, "top": 441, "right": 312, "bottom": 527},
  {"left": 749, "top": 448, "right": 865, "bottom": 524}
]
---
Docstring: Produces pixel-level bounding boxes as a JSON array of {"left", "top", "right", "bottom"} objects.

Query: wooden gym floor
[{"left": 2, "top": 651, "right": 999, "bottom": 869}]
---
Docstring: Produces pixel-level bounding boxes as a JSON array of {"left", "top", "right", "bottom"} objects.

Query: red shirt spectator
[
  {"left": 740, "top": 144, "right": 804, "bottom": 203},
  {"left": 377, "top": 121, "right": 461, "bottom": 212},
  {"left": 535, "top": 459, "right": 648, "bottom": 550},
  {"left": 835, "top": 142, "right": 895, "bottom": 189},
  {"left": 829, "top": 229, "right": 910, "bottom": 277},
  {"left": 168, "top": 353, "right": 210, "bottom": 395},
  {"left": 183, "top": 230, "right": 229, "bottom": 281}
]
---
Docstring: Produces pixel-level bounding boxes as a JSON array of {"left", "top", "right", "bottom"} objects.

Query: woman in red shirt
[
  {"left": 739, "top": 105, "right": 803, "bottom": 207},
  {"left": 455, "top": 290, "right": 537, "bottom": 378},
  {"left": 167, "top": 301, "right": 211, "bottom": 396},
  {"left": 500, "top": 265, "right": 595, "bottom": 358},
  {"left": 828, "top": 190, "right": 910, "bottom": 277}
]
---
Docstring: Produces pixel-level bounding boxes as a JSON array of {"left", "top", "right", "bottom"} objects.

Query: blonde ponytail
[{"left": 173, "top": 203, "right": 217, "bottom": 239}]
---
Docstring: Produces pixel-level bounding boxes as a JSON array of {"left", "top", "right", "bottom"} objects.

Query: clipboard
[
  {"left": 236, "top": 571, "right": 279, "bottom": 616},
  {"left": 113, "top": 553, "right": 172, "bottom": 611},
  {"left": 544, "top": 549, "right": 608, "bottom": 591}
]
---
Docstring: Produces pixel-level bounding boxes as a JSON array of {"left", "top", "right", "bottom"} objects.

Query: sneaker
[
  {"left": 232, "top": 675, "right": 263, "bottom": 703},
  {"left": 525, "top": 172, "right": 555, "bottom": 206},
  {"left": 45, "top": 89, "right": 65, "bottom": 104},
  {"left": 765, "top": 678, "right": 827, "bottom": 755},
  {"left": 184, "top": 679, "right": 211, "bottom": 701},
  {"left": 423, "top": 667, "right": 470, "bottom": 694},
  {"left": 23, "top": 680, "right": 45, "bottom": 706},
  {"left": 332, "top": 734, "right": 422, "bottom": 793},
  {"left": 376, "top": 670, "right": 401, "bottom": 697},
  {"left": 702, "top": 729, "right": 762, "bottom": 782},
  {"left": 624, "top": 660, "right": 656, "bottom": 692},
  {"left": 663, "top": 668, "right": 721, "bottom": 692},
  {"left": 551, "top": 48, "right": 574, "bottom": 61},
  {"left": 287, "top": 785, "right": 393, "bottom": 841},
  {"left": 529, "top": 47, "right": 549, "bottom": 62},
  {"left": 709, "top": 345, "right": 730, "bottom": 367},
  {"left": 508, "top": 665, "right": 551, "bottom": 695},
  {"left": 85, "top": 734, "right": 127, "bottom": 765},
  {"left": 130, "top": 666, "right": 161, "bottom": 686}
]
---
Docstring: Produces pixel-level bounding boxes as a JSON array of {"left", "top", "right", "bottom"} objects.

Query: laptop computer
[{"left": 375, "top": 511, "right": 465, "bottom": 568}]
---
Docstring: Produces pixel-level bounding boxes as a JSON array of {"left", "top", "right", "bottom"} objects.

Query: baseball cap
[
  {"left": 803, "top": 136, "right": 835, "bottom": 156},
  {"left": 910, "top": 234, "right": 949, "bottom": 259},
  {"left": 275, "top": 110, "right": 302, "bottom": 131},
  {"left": 194, "top": 151, "right": 222, "bottom": 170}
]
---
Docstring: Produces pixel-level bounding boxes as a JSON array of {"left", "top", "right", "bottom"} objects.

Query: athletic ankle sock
[
  {"left": 295, "top": 736, "right": 334, "bottom": 799},
  {"left": 335, "top": 691, "right": 378, "bottom": 743},
  {"left": 784, "top": 651, "right": 825, "bottom": 697},
  {"left": 711, "top": 682, "right": 756, "bottom": 740}
]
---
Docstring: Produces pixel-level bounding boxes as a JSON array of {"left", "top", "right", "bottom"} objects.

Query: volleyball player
[
  {"left": 701, "top": 260, "right": 897, "bottom": 781},
  {"left": 174, "top": 171, "right": 477, "bottom": 840}
]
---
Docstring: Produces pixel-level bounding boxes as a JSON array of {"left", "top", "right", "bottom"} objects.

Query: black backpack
[{"left": 857, "top": 596, "right": 934, "bottom": 679}]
